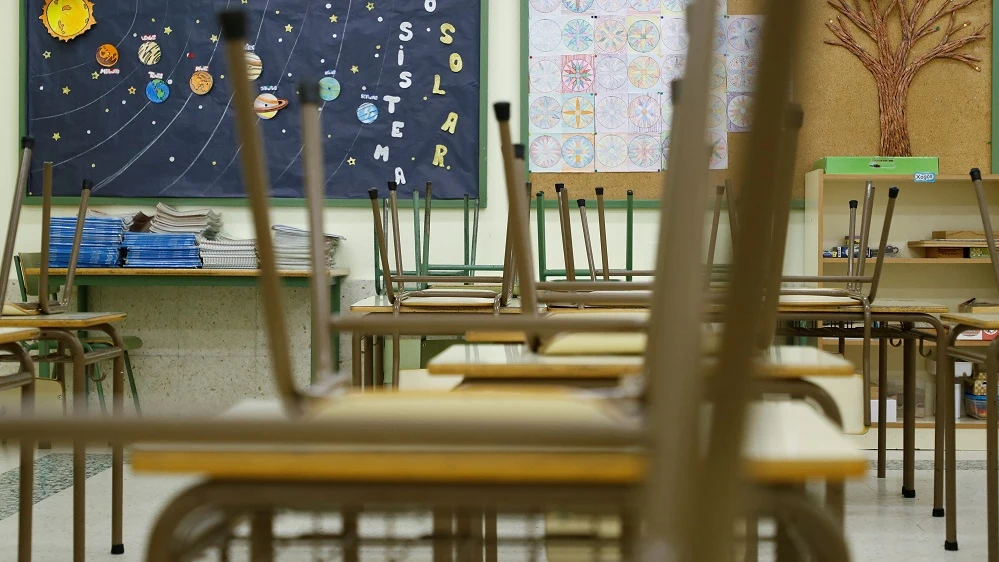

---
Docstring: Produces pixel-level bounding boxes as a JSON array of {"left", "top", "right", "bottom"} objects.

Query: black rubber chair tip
[
  {"left": 555, "top": 183, "right": 564, "bottom": 192},
  {"left": 849, "top": 199, "right": 858, "bottom": 209},
  {"left": 111, "top": 544, "right": 124, "bottom": 555},
  {"left": 595, "top": 187, "right": 604, "bottom": 195},
  {"left": 21, "top": 136, "right": 34, "bottom": 149},
  {"left": 536, "top": 191, "right": 544, "bottom": 197},
  {"left": 387, "top": 181, "right": 397, "bottom": 191},
  {"left": 577, "top": 198, "right": 585, "bottom": 207},
  {"left": 81, "top": 180, "right": 94, "bottom": 192},
  {"left": 971, "top": 168, "right": 982, "bottom": 181},
  {"left": 218, "top": 10, "right": 247, "bottom": 40},
  {"left": 945, "top": 540, "right": 959, "bottom": 551},
  {"left": 902, "top": 487, "right": 915, "bottom": 498},
  {"left": 889, "top": 186, "right": 899, "bottom": 198},
  {"left": 932, "top": 508, "right": 945, "bottom": 518},
  {"left": 299, "top": 80, "right": 322, "bottom": 105},
  {"left": 627, "top": 190, "right": 634, "bottom": 196},
  {"left": 493, "top": 102, "right": 511, "bottom": 122},
  {"left": 514, "top": 144, "right": 525, "bottom": 159},
  {"left": 368, "top": 188, "right": 378, "bottom": 200}
]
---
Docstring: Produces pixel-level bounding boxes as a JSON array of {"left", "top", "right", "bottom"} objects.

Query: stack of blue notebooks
[
  {"left": 122, "top": 233, "right": 201, "bottom": 268},
  {"left": 48, "top": 216, "right": 125, "bottom": 268}
]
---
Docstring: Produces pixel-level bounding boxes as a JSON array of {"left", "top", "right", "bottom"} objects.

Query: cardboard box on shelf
[{"left": 958, "top": 299, "right": 999, "bottom": 314}]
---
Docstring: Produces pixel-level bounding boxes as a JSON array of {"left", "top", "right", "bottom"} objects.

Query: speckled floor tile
[{"left": 0, "top": 452, "right": 114, "bottom": 520}]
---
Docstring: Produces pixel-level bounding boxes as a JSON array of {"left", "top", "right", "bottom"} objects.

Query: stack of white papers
[
  {"left": 150, "top": 203, "right": 222, "bottom": 238},
  {"left": 271, "top": 225, "right": 344, "bottom": 270},
  {"left": 198, "top": 235, "right": 258, "bottom": 269}
]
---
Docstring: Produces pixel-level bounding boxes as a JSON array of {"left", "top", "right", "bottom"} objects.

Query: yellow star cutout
[
  {"left": 285, "top": 24, "right": 293, "bottom": 32},
  {"left": 62, "top": 86, "right": 70, "bottom": 95},
  {"left": 52, "top": 133, "right": 61, "bottom": 141},
  {"left": 42, "top": 51, "right": 51, "bottom": 59},
  {"left": 351, "top": 65, "right": 359, "bottom": 73},
  {"left": 92, "top": 71, "right": 99, "bottom": 80},
  {"left": 212, "top": 161, "right": 217, "bottom": 166},
  {"left": 128, "top": 86, "right": 136, "bottom": 95},
  {"left": 210, "top": 34, "right": 219, "bottom": 43},
  {"left": 164, "top": 26, "right": 173, "bottom": 35},
  {"left": 366, "top": 2, "right": 374, "bottom": 10},
  {"left": 347, "top": 157, "right": 356, "bottom": 166},
  {"left": 330, "top": 14, "right": 338, "bottom": 22},
  {"left": 241, "top": 0, "right": 248, "bottom": 3}
]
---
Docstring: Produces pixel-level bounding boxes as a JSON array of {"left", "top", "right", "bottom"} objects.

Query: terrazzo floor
[{"left": 0, "top": 447, "right": 993, "bottom": 561}]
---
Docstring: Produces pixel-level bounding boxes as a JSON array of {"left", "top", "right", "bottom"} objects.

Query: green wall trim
[
  {"left": 529, "top": 198, "right": 806, "bottom": 211},
  {"left": 19, "top": 1, "right": 491, "bottom": 208}
]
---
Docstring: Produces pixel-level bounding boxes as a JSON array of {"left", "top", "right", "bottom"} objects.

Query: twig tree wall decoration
[{"left": 825, "top": 0, "right": 988, "bottom": 156}]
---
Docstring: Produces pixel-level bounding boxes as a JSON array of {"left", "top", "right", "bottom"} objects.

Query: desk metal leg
[
  {"left": 484, "top": 510, "right": 497, "bottom": 562},
  {"left": 331, "top": 279, "right": 341, "bottom": 371},
  {"left": 65, "top": 334, "right": 87, "bottom": 562},
  {"left": 878, "top": 338, "right": 887, "bottom": 478},
  {"left": 902, "top": 325, "right": 915, "bottom": 498},
  {"left": 946, "top": 329, "right": 960, "bottom": 550},
  {"left": 987, "top": 343, "right": 999, "bottom": 562},
  {"left": 102, "top": 324, "right": 126, "bottom": 555},
  {"left": 363, "top": 335, "right": 374, "bottom": 389},
  {"left": 434, "top": 508, "right": 453, "bottom": 562},
  {"left": 12, "top": 343, "right": 34, "bottom": 562},
  {"left": 934, "top": 333, "right": 946, "bottom": 517},
  {"left": 374, "top": 337, "right": 384, "bottom": 388},
  {"left": 250, "top": 511, "right": 274, "bottom": 562},
  {"left": 351, "top": 334, "right": 362, "bottom": 386},
  {"left": 343, "top": 508, "right": 359, "bottom": 562}
]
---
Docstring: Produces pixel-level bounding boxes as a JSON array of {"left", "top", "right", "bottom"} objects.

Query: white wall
[{"left": 1, "top": 1, "right": 805, "bottom": 282}]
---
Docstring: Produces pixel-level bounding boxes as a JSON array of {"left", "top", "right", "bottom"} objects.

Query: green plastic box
[{"left": 814, "top": 156, "right": 940, "bottom": 175}]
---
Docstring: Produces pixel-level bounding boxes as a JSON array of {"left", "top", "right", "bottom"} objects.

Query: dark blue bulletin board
[{"left": 24, "top": 0, "right": 485, "bottom": 201}]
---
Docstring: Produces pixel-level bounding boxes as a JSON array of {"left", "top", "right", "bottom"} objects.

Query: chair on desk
[{"left": 14, "top": 253, "right": 143, "bottom": 415}]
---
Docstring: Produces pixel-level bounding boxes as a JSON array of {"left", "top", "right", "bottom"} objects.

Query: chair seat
[
  {"left": 940, "top": 313, "right": 999, "bottom": 330},
  {"left": 400, "top": 296, "right": 497, "bottom": 308},
  {"left": 132, "top": 398, "right": 865, "bottom": 485},
  {"left": 83, "top": 335, "right": 143, "bottom": 351},
  {"left": 802, "top": 374, "right": 866, "bottom": 435},
  {"left": 778, "top": 295, "right": 860, "bottom": 307}
]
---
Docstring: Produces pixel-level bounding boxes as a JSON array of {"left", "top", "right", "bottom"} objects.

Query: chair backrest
[{"left": 17, "top": 253, "right": 42, "bottom": 300}]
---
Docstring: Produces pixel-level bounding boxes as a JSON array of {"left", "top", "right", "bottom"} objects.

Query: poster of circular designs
[{"left": 527, "top": 0, "right": 758, "bottom": 172}]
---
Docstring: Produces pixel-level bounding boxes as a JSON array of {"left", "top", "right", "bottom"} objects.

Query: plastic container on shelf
[{"left": 964, "top": 394, "right": 997, "bottom": 420}]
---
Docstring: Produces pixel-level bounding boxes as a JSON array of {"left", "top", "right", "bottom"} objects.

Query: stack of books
[
  {"left": 271, "top": 225, "right": 344, "bottom": 270},
  {"left": 198, "top": 235, "right": 258, "bottom": 269},
  {"left": 48, "top": 215, "right": 125, "bottom": 268},
  {"left": 149, "top": 203, "right": 222, "bottom": 238},
  {"left": 122, "top": 233, "right": 201, "bottom": 268}
]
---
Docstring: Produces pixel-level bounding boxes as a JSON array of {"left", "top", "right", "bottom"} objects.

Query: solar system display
[{"left": 25, "top": 0, "right": 484, "bottom": 199}]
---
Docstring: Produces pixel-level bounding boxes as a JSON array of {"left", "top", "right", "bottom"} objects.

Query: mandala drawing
[
  {"left": 562, "top": 95, "right": 596, "bottom": 129},
  {"left": 710, "top": 55, "right": 726, "bottom": 90},
  {"left": 595, "top": 55, "right": 628, "bottom": 90},
  {"left": 660, "top": 99, "right": 673, "bottom": 129},
  {"left": 596, "top": 0, "right": 628, "bottom": 10},
  {"left": 596, "top": 135, "right": 629, "bottom": 168},
  {"left": 562, "top": 57, "right": 595, "bottom": 91},
  {"left": 662, "top": 0, "right": 693, "bottom": 12},
  {"left": 563, "top": 0, "right": 596, "bottom": 12},
  {"left": 529, "top": 96, "right": 562, "bottom": 130},
  {"left": 660, "top": 130, "right": 671, "bottom": 167},
  {"left": 661, "top": 18, "right": 688, "bottom": 53},
  {"left": 627, "top": 56, "right": 660, "bottom": 89},
  {"left": 530, "top": 135, "right": 563, "bottom": 168},
  {"left": 707, "top": 95, "right": 725, "bottom": 129},
  {"left": 562, "top": 19, "right": 595, "bottom": 52},
  {"left": 530, "top": 59, "right": 562, "bottom": 93},
  {"left": 628, "top": 0, "right": 659, "bottom": 12},
  {"left": 727, "top": 17, "right": 760, "bottom": 52},
  {"left": 727, "top": 93, "right": 752, "bottom": 132},
  {"left": 530, "top": 0, "right": 561, "bottom": 13},
  {"left": 727, "top": 55, "right": 758, "bottom": 93},
  {"left": 627, "top": 19, "right": 660, "bottom": 53},
  {"left": 530, "top": 19, "right": 562, "bottom": 52},
  {"left": 713, "top": 17, "right": 727, "bottom": 53},
  {"left": 596, "top": 95, "right": 629, "bottom": 129},
  {"left": 708, "top": 131, "right": 727, "bottom": 168},
  {"left": 661, "top": 54, "right": 686, "bottom": 84},
  {"left": 629, "top": 95, "right": 661, "bottom": 130},
  {"left": 628, "top": 134, "right": 661, "bottom": 168},
  {"left": 562, "top": 135, "right": 595, "bottom": 168},
  {"left": 594, "top": 18, "right": 628, "bottom": 53}
]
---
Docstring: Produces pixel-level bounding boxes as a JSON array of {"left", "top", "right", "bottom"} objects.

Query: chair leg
[
  {"left": 123, "top": 351, "right": 141, "bottom": 416},
  {"left": 91, "top": 365, "right": 108, "bottom": 416}
]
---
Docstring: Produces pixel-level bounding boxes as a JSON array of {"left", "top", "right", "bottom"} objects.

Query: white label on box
[{"left": 871, "top": 399, "right": 898, "bottom": 424}]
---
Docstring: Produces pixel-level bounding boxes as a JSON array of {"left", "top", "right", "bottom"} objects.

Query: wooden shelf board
[
  {"left": 822, "top": 258, "right": 990, "bottom": 264},
  {"left": 822, "top": 174, "right": 999, "bottom": 184},
  {"left": 819, "top": 338, "right": 991, "bottom": 347},
  {"left": 872, "top": 415, "right": 986, "bottom": 430},
  {"left": 909, "top": 240, "right": 990, "bottom": 248}
]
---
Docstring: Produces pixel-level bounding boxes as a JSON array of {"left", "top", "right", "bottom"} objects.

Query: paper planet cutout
[
  {"left": 319, "top": 77, "right": 341, "bottom": 102},
  {"left": 40, "top": 0, "right": 95, "bottom": 42},
  {"left": 253, "top": 93, "right": 289, "bottom": 120},
  {"left": 356, "top": 102, "right": 378, "bottom": 124},
  {"left": 138, "top": 42, "right": 162, "bottom": 66},
  {"left": 96, "top": 44, "right": 119, "bottom": 67},
  {"left": 245, "top": 52, "right": 263, "bottom": 81},
  {"left": 189, "top": 71, "right": 213, "bottom": 95},
  {"left": 146, "top": 79, "right": 170, "bottom": 103}
]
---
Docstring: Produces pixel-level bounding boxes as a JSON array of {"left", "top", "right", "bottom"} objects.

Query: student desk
[
  {"left": 0, "top": 312, "right": 127, "bottom": 562},
  {"left": 30, "top": 267, "right": 350, "bottom": 381}
]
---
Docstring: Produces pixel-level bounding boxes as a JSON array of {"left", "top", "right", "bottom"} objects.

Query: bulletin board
[
  {"left": 522, "top": 0, "right": 993, "bottom": 202},
  {"left": 22, "top": 0, "right": 488, "bottom": 203}
]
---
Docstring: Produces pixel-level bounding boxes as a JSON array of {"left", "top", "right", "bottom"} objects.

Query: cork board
[{"left": 527, "top": 0, "right": 992, "bottom": 201}]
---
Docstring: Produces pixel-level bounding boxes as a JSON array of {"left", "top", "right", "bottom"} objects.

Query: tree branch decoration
[{"left": 824, "top": 0, "right": 988, "bottom": 156}]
